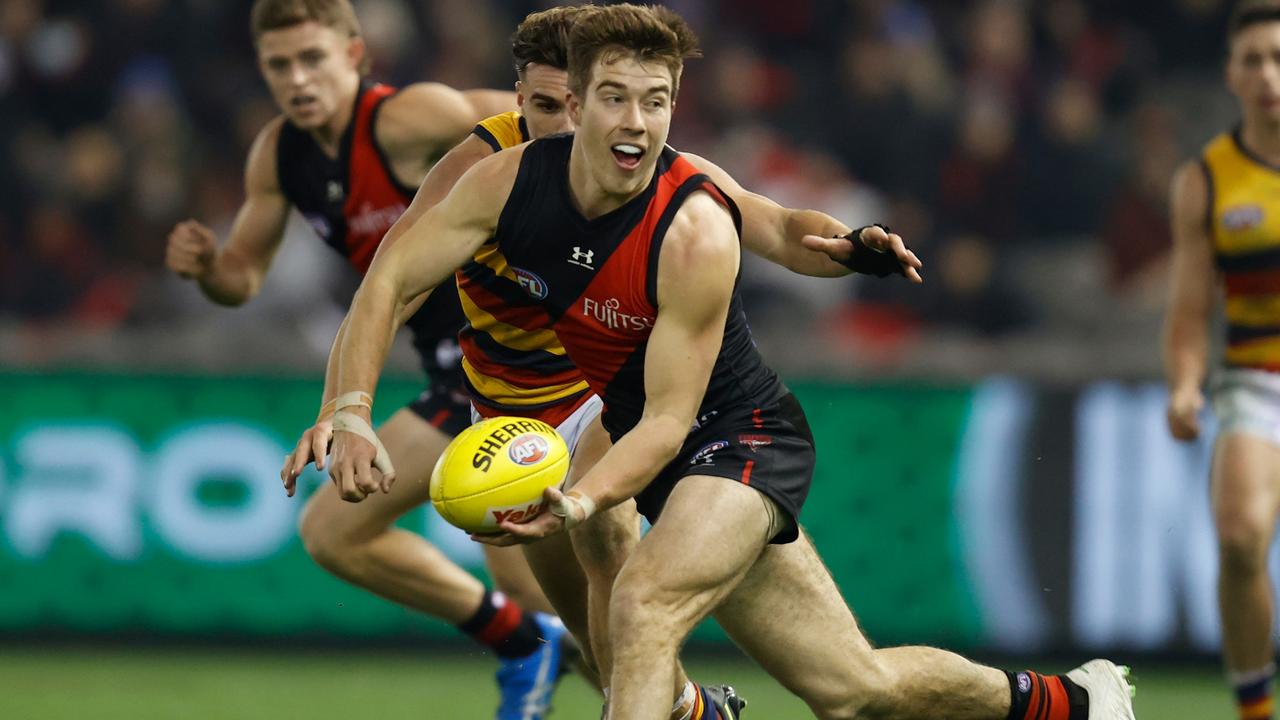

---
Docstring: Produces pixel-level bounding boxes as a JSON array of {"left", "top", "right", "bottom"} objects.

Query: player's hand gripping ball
[{"left": 430, "top": 417, "right": 569, "bottom": 534}]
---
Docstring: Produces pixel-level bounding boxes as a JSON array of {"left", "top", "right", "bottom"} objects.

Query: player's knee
[
  {"left": 573, "top": 531, "right": 629, "bottom": 584},
  {"left": 571, "top": 507, "right": 637, "bottom": 580},
  {"left": 298, "top": 496, "right": 357, "bottom": 574},
  {"left": 1217, "top": 515, "right": 1271, "bottom": 575},
  {"left": 607, "top": 578, "right": 681, "bottom": 648}
]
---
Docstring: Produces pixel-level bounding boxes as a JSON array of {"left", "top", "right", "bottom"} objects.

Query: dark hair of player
[
  {"left": 1229, "top": 0, "right": 1280, "bottom": 42},
  {"left": 511, "top": 6, "right": 582, "bottom": 77},
  {"left": 566, "top": 3, "right": 701, "bottom": 99}
]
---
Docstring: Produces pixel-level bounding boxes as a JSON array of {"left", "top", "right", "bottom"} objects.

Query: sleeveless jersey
[
  {"left": 1203, "top": 129, "right": 1280, "bottom": 372},
  {"left": 276, "top": 81, "right": 466, "bottom": 383},
  {"left": 472, "top": 111, "right": 530, "bottom": 153},
  {"left": 490, "top": 134, "right": 783, "bottom": 438},
  {"left": 456, "top": 115, "right": 593, "bottom": 424}
]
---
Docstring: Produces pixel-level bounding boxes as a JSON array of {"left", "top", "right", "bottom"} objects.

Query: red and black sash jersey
[
  {"left": 490, "top": 134, "right": 784, "bottom": 438},
  {"left": 276, "top": 81, "right": 466, "bottom": 382}
]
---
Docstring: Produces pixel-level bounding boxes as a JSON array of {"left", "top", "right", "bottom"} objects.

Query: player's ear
[
  {"left": 515, "top": 80, "right": 526, "bottom": 109},
  {"left": 347, "top": 35, "right": 366, "bottom": 71},
  {"left": 568, "top": 92, "right": 582, "bottom": 126}
]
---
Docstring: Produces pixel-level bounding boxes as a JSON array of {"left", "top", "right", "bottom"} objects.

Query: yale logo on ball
[{"left": 429, "top": 416, "right": 569, "bottom": 533}]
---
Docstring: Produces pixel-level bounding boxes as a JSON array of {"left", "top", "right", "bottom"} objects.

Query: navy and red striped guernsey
[
  {"left": 276, "top": 81, "right": 465, "bottom": 382},
  {"left": 491, "top": 134, "right": 785, "bottom": 438},
  {"left": 455, "top": 117, "right": 593, "bottom": 427}
]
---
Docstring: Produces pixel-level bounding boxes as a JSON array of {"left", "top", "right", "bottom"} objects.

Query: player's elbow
[{"left": 201, "top": 278, "right": 257, "bottom": 307}]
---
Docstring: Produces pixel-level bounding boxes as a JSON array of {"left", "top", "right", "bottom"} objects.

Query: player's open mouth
[
  {"left": 291, "top": 95, "right": 318, "bottom": 111},
  {"left": 611, "top": 144, "right": 644, "bottom": 170}
]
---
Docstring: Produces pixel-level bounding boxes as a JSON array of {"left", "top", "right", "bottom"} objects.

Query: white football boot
[{"left": 1066, "top": 659, "right": 1136, "bottom": 719}]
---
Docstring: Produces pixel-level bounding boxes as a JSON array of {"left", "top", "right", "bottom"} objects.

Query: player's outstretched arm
[
  {"left": 378, "top": 83, "right": 515, "bottom": 165},
  {"left": 1163, "top": 160, "right": 1215, "bottom": 441},
  {"left": 165, "top": 119, "right": 291, "bottom": 306},
  {"left": 481, "top": 192, "right": 737, "bottom": 543},
  {"left": 320, "top": 150, "right": 521, "bottom": 502},
  {"left": 683, "top": 152, "right": 922, "bottom": 282},
  {"left": 280, "top": 134, "right": 498, "bottom": 494}
]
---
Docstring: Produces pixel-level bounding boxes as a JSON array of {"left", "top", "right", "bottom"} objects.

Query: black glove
[{"left": 837, "top": 224, "right": 907, "bottom": 278}]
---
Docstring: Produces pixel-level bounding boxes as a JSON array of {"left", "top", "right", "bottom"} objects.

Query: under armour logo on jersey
[
  {"left": 568, "top": 246, "right": 595, "bottom": 269},
  {"left": 326, "top": 180, "right": 344, "bottom": 202}
]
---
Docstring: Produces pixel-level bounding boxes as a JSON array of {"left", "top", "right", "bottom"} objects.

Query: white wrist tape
[
  {"left": 334, "top": 391, "right": 373, "bottom": 411},
  {"left": 550, "top": 491, "right": 597, "bottom": 529},
  {"left": 316, "top": 391, "right": 372, "bottom": 423},
  {"left": 332, "top": 410, "right": 396, "bottom": 479}
]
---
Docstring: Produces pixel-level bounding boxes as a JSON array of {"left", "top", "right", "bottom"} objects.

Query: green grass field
[{"left": 0, "top": 648, "right": 1233, "bottom": 719}]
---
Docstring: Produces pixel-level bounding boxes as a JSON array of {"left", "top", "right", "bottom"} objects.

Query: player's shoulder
[
  {"left": 378, "top": 81, "right": 472, "bottom": 146},
  {"left": 1171, "top": 157, "right": 1210, "bottom": 204},
  {"left": 448, "top": 141, "right": 531, "bottom": 215},
  {"left": 244, "top": 115, "right": 287, "bottom": 191},
  {"left": 386, "top": 80, "right": 464, "bottom": 106},
  {"left": 663, "top": 189, "right": 739, "bottom": 262},
  {"left": 249, "top": 115, "right": 287, "bottom": 157},
  {"left": 473, "top": 111, "right": 528, "bottom": 152}
]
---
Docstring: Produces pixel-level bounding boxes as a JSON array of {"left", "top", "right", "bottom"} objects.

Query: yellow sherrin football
[{"left": 429, "top": 416, "right": 570, "bottom": 534}]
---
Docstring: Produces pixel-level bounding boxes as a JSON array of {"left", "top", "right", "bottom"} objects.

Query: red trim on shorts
[
  {"left": 752, "top": 408, "right": 764, "bottom": 428},
  {"left": 428, "top": 408, "right": 453, "bottom": 428},
  {"left": 476, "top": 599, "right": 522, "bottom": 646},
  {"left": 740, "top": 459, "right": 755, "bottom": 486}
]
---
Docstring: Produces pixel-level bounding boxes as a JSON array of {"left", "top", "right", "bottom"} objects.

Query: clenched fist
[
  {"left": 165, "top": 219, "right": 218, "bottom": 279},
  {"left": 1166, "top": 386, "right": 1204, "bottom": 441}
]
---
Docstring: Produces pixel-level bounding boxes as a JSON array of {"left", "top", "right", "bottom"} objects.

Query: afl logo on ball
[
  {"left": 508, "top": 434, "right": 550, "bottom": 465},
  {"left": 514, "top": 268, "right": 549, "bottom": 300}
]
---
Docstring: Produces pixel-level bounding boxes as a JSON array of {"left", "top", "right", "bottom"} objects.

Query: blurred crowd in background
[{"left": 0, "top": 0, "right": 1247, "bottom": 378}]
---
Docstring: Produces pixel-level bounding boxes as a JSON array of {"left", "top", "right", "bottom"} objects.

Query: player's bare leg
[
  {"left": 555, "top": 418, "right": 701, "bottom": 716},
  {"left": 606, "top": 476, "right": 773, "bottom": 720},
  {"left": 714, "top": 529, "right": 1012, "bottom": 719},
  {"left": 299, "top": 408, "right": 571, "bottom": 719},
  {"left": 298, "top": 409, "right": 488, "bottom": 620},
  {"left": 485, "top": 543, "right": 555, "bottom": 615},
  {"left": 518, "top": 527, "right": 609, "bottom": 699},
  {"left": 1212, "top": 431, "right": 1280, "bottom": 714},
  {"left": 607, "top": 476, "right": 1124, "bottom": 720},
  {"left": 558, "top": 418, "right": 633, "bottom": 684}
]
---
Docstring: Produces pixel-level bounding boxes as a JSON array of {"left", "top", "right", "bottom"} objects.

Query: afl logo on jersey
[
  {"left": 508, "top": 433, "right": 550, "bottom": 465},
  {"left": 1223, "top": 204, "right": 1265, "bottom": 232},
  {"left": 514, "top": 268, "right": 548, "bottom": 300}
]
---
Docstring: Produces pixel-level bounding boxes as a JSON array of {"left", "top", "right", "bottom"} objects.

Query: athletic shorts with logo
[{"left": 636, "top": 390, "right": 815, "bottom": 544}]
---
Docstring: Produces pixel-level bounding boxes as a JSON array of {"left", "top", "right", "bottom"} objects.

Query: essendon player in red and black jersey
[
  {"left": 322, "top": 5, "right": 1136, "bottom": 720},
  {"left": 276, "top": 80, "right": 467, "bottom": 391},
  {"left": 163, "top": 3, "right": 581, "bottom": 718},
  {"left": 486, "top": 135, "right": 813, "bottom": 531}
]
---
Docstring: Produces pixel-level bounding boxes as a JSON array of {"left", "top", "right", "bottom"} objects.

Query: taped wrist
[
  {"left": 839, "top": 223, "right": 904, "bottom": 277},
  {"left": 316, "top": 391, "right": 373, "bottom": 424},
  {"left": 550, "top": 490, "right": 597, "bottom": 529}
]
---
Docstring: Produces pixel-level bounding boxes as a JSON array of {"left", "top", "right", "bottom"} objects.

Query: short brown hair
[
  {"left": 1229, "top": 0, "right": 1280, "bottom": 40},
  {"left": 567, "top": 3, "right": 701, "bottom": 99},
  {"left": 250, "top": 0, "right": 367, "bottom": 74},
  {"left": 512, "top": 6, "right": 582, "bottom": 76}
]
